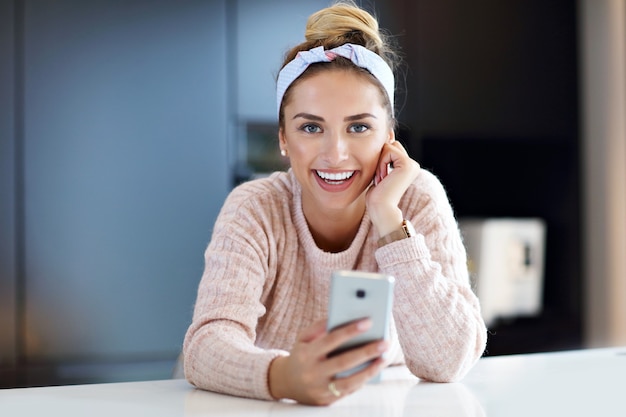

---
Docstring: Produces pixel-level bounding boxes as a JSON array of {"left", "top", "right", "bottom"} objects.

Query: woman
[{"left": 183, "top": 1, "right": 486, "bottom": 406}]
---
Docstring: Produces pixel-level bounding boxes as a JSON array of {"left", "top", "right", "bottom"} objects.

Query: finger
[
  {"left": 326, "top": 339, "right": 388, "bottom": 376},
  {"left": 378, "top": 143, "right": 421, "bottom": 187},
  {"left": 385, "top": 142, "right": 411, "bottom": 169},
  {"left": 297, "top": 318, "right": 328, "bottom": 343},
  {"left": 389, "top": 139, "right": 408, "bottom": 153},
  {"left": 324, "top": 318, "right": 373, "bottom": 355},
  {"left": 375, "top": 146, "right": 394, "bottom": 184},
  {"left": 325, "top": 355, "right": 387, "bottom": 400},
  {"left": 376, "top": 141, "right": 410, "bottom": 180}
]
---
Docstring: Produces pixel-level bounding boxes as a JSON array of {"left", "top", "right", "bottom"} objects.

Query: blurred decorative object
[
  {"left": 460, "top": 218, "right": 546, "bottom": 327},
  {"left": 234, "top": 121, "right": 289, "bottom": 184}
]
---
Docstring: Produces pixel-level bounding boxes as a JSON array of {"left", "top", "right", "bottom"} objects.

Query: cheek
[
  {"left": 288, "top": 141, "right": 313, "bottom": 159},
  {"left": 359, "top": 146, "right": 383, "bottom": 171},
  {"left": 285, "top": 142, "right": 318, "bottom": 171}
]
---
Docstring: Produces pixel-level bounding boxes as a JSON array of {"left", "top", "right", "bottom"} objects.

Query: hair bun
[
  {"left": 280, "top": 1, "right": 398, "bottom": 72},
  {"left": 305, "top": 1, "right": 383, "bottom": 52}
]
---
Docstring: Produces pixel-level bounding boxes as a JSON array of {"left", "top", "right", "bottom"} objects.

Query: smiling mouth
[{"left": 315, "top": 170, "right": 355, "bottom": 184}]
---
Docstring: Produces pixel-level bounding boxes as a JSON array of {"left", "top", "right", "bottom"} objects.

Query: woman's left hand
[{"left": 366, "top": 140, "right": 421, "bottom": 237}]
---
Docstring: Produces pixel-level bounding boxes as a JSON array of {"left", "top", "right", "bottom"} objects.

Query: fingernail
[
  {"left": 357, "top": 318, "right": 372, "bottom": 331},
  {"left": 378, "top": 341, "right": 389, "bottom": 352}
]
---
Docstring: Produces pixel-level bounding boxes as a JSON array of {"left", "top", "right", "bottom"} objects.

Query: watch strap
[{"left": 377, "top": 219, "right": 415, "bottom": 248}]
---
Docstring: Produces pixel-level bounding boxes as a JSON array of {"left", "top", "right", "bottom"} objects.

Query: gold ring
[{"left": 328, "top": 381, "right": 341, "bottom": 397}]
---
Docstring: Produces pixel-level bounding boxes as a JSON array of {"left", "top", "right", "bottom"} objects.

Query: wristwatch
[{"left": 377, "top": 219, "right": 416, "bottom": 248}]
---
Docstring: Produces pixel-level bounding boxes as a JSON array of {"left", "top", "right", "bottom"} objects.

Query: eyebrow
[
  {"left": 292, "top": 113, "right": 324, "bottom": 121},
  {"left": 345, "top": 113, "right": 377, "bottom": 121},
  {"left": 292, "top": 112, "right": 377, "bottom": 122}
]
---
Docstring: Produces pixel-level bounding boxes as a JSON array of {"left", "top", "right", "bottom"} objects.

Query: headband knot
[{"left": 276, "top": 44, "right": 394, "bottom": 118}]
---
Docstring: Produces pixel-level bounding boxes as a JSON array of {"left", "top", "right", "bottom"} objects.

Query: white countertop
[{"left": 1, "top": 347, "right": 625, "bottom": 416}]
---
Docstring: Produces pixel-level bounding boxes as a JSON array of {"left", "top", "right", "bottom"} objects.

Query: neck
[{"left": 302, "top": 195, "right": 366, "bottom": 253}]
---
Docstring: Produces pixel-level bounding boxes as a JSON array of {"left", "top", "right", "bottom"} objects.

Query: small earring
[{"left": 280, "top": 149, "right": 287, "bottom": 157}]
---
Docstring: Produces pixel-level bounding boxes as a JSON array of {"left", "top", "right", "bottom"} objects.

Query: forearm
[
  {"left": 376, "top": 235, "right": 487, "bottom": 382},
  {"left": 184, "top": 322, "right": 288, "bottom": 400},
  {"left": 394, "top": 267, "right": 486, "bottom": 382}
]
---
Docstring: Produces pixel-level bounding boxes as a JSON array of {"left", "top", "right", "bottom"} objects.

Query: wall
[
  {"left": 580, "top": 0, "right": 626, "bottom": 347},
  {"left": 1, "top": 0, "right": 230, "bottom": 386}
]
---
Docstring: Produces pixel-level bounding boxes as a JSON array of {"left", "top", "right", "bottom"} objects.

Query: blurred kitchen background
[{"left": 1, "top": 0, "right": 625, "bottom": 388}]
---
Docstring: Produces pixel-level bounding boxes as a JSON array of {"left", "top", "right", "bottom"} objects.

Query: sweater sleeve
[
  {"left": 375, "top": 170, "right": 487, "bottom": 382},
  {"left": 182, "top": 184, "right": 288, "bottom": 400}
]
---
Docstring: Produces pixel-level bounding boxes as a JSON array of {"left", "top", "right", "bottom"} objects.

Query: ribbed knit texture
[{"left": 183, "top": 169, "right": 487, "bottom": 400}]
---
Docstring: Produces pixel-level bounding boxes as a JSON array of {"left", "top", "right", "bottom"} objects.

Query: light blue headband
[{"left": 276, "top": 43, "right": 395, "bottom": 118}]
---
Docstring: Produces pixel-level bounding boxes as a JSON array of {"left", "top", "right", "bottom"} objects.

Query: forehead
[{"left": 285, "top": 69, "right": 388, "bottom": 115}]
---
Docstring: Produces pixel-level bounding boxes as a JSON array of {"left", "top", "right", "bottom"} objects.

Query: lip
[{"left": 312, "top": 170, "right": 358, "bottom": 192}]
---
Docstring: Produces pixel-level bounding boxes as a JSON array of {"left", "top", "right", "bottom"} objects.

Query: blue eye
[
  {"left": 300, "top": 123, "right": 321, "bottom": 134},
  {"left": 349, "top": 123, "right": 369, "bottom": 133}
]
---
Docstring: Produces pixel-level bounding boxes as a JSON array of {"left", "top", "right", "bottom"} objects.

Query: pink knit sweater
[{"left": 183, "top": 169, "right": 487, "bottom": 400}]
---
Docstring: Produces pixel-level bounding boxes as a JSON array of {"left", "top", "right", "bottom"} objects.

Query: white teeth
[{"left": 316, "top": 170, "right": 355, "bottom": 181}]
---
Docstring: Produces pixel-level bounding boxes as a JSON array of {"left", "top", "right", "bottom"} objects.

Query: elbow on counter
[{"left": 407, "top": 321, "right": 488, "bottom": 383}]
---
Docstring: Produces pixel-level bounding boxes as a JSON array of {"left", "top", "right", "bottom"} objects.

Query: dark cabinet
[{"left": 389, "top": 0, "right": 582, "bottom": 355}]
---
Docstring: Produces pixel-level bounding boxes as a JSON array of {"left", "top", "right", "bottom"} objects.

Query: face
[{"left": 279, "top": 69, "right": 394, "bottom": 216}]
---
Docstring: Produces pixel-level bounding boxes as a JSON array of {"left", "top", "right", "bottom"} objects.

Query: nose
[{"left": 322, "top": 130, "right": 349, "bottom": 165}]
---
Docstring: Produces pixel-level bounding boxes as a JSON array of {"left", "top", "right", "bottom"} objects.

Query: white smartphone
[{"left": 326, "top": 269, "right": 395, "bottom": 379}]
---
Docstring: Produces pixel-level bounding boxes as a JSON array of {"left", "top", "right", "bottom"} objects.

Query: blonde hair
[{"left": 278, "top": 1, "right": 399, "bottom": 126}]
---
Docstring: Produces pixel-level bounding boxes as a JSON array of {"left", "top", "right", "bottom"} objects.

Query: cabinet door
[
  {"left": 0, "top": 0, "right": 17, "bottom": 386},
  {"left": 21, "top": 0, "right": 229, "bottom": 380}
]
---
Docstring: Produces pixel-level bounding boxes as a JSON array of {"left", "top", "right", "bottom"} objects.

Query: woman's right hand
[{"left": 268, "top": 318, "right": 389, "bottom": 406}]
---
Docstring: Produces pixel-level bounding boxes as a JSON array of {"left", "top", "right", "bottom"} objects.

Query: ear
[
  {"left": 279, "top": 128, "right": 287, "bottom": 152},
  {"left": 388, "top": 128, "right": 396, "bottom": 144}
]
